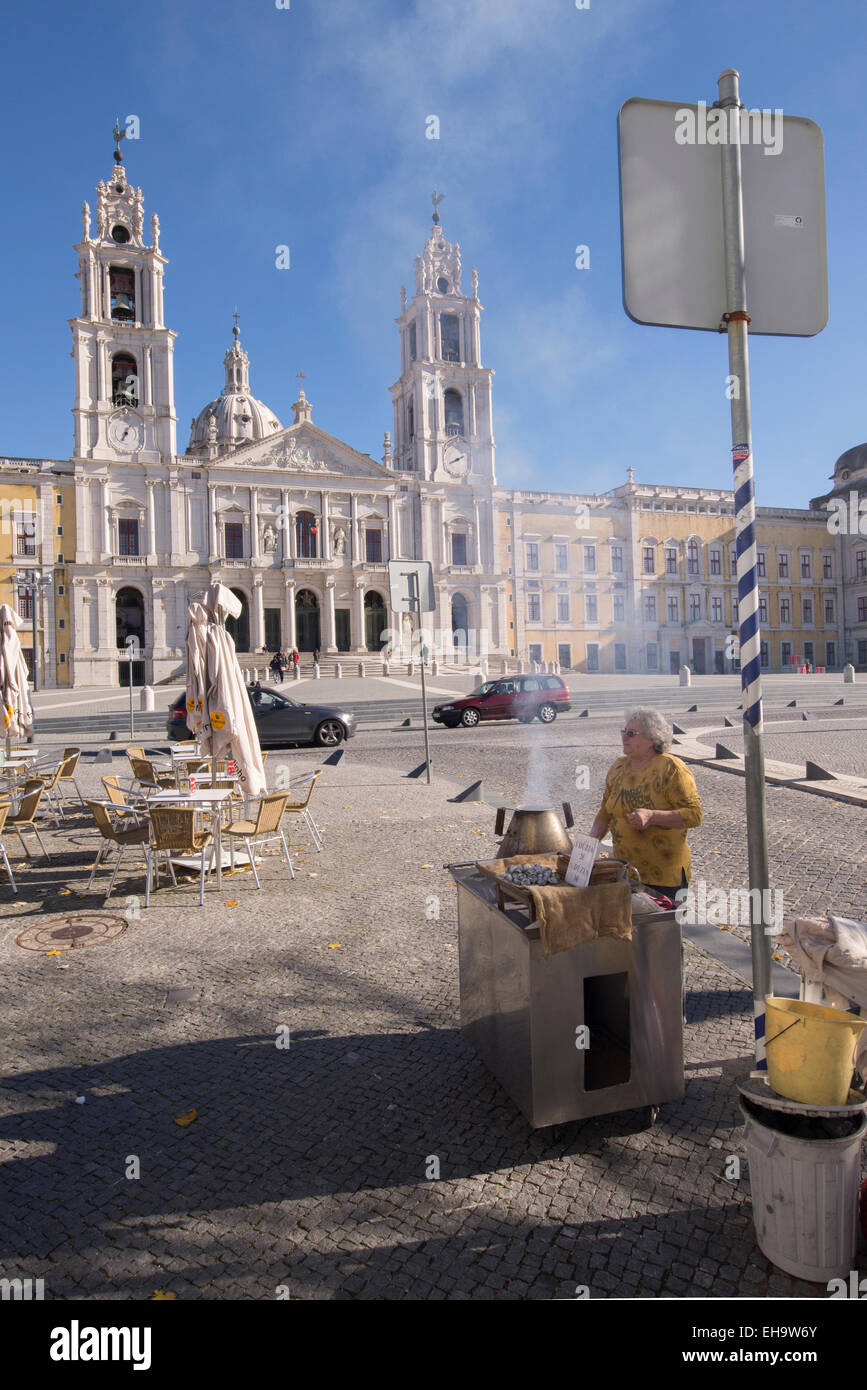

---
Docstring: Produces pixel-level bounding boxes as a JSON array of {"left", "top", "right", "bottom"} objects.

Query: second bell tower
[{"left": 70, "top": 131, "right": 177, "bottom": 463}]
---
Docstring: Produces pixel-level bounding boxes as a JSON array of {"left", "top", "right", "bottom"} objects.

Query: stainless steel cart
[{"left": 450, "top": 861, "right": 684, "bottom": 1128}]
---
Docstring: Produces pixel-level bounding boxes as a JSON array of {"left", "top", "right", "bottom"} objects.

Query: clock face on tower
[
  {"left": 444, "top": 444, "right": 468, "bottom": 479},
  {"left": 108, "top": 408, "right": 144, "bottom": 454}
]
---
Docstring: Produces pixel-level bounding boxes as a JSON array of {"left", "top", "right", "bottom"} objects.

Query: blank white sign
[{"left": 619, "top": 97, "right": 828, "bottom": 336}]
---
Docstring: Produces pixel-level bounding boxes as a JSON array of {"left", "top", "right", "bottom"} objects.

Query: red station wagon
[{"left": 432, "top": 675, "right": 571, "bottom": 729}]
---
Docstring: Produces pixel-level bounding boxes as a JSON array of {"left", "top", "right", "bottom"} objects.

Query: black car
[{"left": 167, "top": 686, "right": 358, "bottom": 748}]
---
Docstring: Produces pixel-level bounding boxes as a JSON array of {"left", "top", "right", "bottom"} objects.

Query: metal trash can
[
  {"left": 739, "top": 1078, "right": 867, "bottom": 1282},
  {"left": 450, "top": 860, "right": 684, "bottom": 1129}
]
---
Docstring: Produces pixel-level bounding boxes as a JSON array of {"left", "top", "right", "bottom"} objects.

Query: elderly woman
[{"left": 588, "top": 707, "right": 702, "bottom": 899}]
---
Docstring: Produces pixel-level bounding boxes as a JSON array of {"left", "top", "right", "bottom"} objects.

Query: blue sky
[{"left": 2, "top": 0, "right": 865, "bottom": 507}]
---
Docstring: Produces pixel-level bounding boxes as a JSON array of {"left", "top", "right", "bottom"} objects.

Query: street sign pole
[
  {"left": 125, "top": 636, "right": 139, "bottom": 739},
  {"left": 408, "top": 571, "right": 432, "bottom": 784},
  {"left": 718, "top": 68, "right": 772, "bottom": 1067}
]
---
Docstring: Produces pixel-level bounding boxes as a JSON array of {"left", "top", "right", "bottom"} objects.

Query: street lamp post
[{"left": 14, "top": 568, "right": 52, "bottom": 692}]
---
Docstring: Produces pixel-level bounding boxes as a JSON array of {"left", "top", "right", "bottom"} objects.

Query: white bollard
[
  {"left": 358, "top": 662, "right": 365, "bottom": 678},
  {"left": 139, "top": 685, "right": 155, "bottom": 712},
  {"left": 501, "top": 660, "right": 508, "bottom": 675},
  {"left": 293, "top": 664, "right": 300, "bottom": 680},
  {"left": 335, "top": 663, "right": 342, "bottom": 679},
  {"left": 431, "top": 659, "right": 438, "bottom": 676},
  {"left": 313, "top": 662, "right": 320, "bottom": 679},
  {"left": 843, "top": 663, "right": 855, "bottom": 684},
  {"left": 679, "top": 665, "right": 692, "bottom": 687},
  {"left": 407, "top": 661, "right": 414, "bottom": 676},
  {"left": 382, "top": 659, "right": 390, "bottom": 677}
]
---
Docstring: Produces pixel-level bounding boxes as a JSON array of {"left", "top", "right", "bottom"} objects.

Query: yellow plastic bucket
[{"left": 765, "top": 996, "right": 867, "bottom": 1106}]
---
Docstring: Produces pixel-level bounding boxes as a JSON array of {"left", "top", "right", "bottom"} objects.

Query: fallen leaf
[
  {"left": 174, "top": 1107, "right": 197, "bottom": 1127},
  {"left": 421, "top": 865, "right": 433, "bottom": 869},
  {"left": 343, "top": 805, "right": 353, "bottom": 809},
  {"left": 45, "top": 950, "right": 61, "bottom": 957},
  {"left": 471, "top": 829, "right": 483, "bottom": 834},
  {"left": 151, "top": 1290, "right": 176, "bottom": 1300},
  {"left": 328, "top": 943, "right": 341, "bottom": 949},
  {"left": 308, "top": 872, "right": 318, "bottom": 877},
  {"left": 224, "top": 901, "right": 239, "bottom": 907},
  {"left": 58, "top": 889, "right": 71, "bottom": 896}
]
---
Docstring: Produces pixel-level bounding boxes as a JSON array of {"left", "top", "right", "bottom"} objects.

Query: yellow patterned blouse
[{"left": 597, "top": 753, "right": 703, "bottom": 888}]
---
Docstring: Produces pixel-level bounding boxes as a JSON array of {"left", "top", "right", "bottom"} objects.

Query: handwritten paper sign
[{"left": 565, "top": 834, "right": 600, "bottom": 888}]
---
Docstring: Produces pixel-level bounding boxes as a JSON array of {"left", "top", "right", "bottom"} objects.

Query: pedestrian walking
[
  {"left": 313, "top": 646, "right": 320, "bottom": 665},
  {"left": 269, "top": 651, "right": 284, "bottom": 683},
  {"left": 291, "top": 648, "right": 299, "bottom": 672}
]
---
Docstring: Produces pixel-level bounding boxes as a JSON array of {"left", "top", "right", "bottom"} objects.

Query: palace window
[
  {"left": 527, "top": 593, "right": 541, "bottom": 622},
  {"left": 557, "top": 593, "right": 570, "bottom": 622},
  {"left": 856, "top": 551, "right": 867, "bottom": 578},
  {"left": 585, "top": 594, "right": 597, "bottom": 623},
  {"left": 689, "top": 594, "right": 702, "bottom": 622},
  {"left": 802, "top": 597, "right": 813, "bottom": 624},
  {"left": 757, "top": 551, "right": 766, "bottom": 578},
  {"left": 759, "top": 596, "right": 768, "bottom": 624},
  {"left": 687, "top": 540, "right": 699, "bottom": 575},
  {"left": 801, "top": 552, "right": 812, "bottom": 579},
  {"left": 730, "top": 548, "right": 737, "bottom": 577},
  {"left": 440, "top": 314, "right": 460, "bottom": 362},
  {"left": 409, "top": 323, "right": 417, "bottom": 361},
  {"left": 365, "top": 529, "right": 383, "bottom": 563},
  {"left": 224, "top": 521, "right": 244, "bottom": 559},
  {"left": 17, "top": 587, "right": 33, "bottom": 621},
  {"left": 584, "top": 545, "right": 596, "bottom": 573},
  {"left": 825, "top": 598, "right": 835, "bottom": 624},
  {"left": 665, "top": 546, "right": 678, "bottom": 575},
  {"left": 667, "top": 596, "right": 679, "bottom": 622},
  {"left": 554, "top": 543, "right": 568, "bottom": 573},
  {"left": 732, "top": 598, "right": 739, "bottom": 623},
  {"left": 644, "top": 595, "right": 656, "bottom": 622},
  {"left": 109, "top": 266, "right": 136, "bottom": 321},
  {"left": 826, "top": 640, "right": 836, "bottom": 667},
  {"left": 295, "top": 511, "right": 317, "bottom": 559},
  {"left": 780, "top": 597, "right": 791, "bottom": 624},
  {"left": 613, "top": 594, "right": 625, "bottom": 622},
  {"left": 778, "top": 553, "right": 789, "bottom": 578},
  {"left": 709, "top": 548, "right": 721, "bottom": 575},
  {"left": 712, "top": 597, "right": 723, "bottom": 623},
  {"left": 586, "top": 643, "right": 599, "bottom": 672},
  {"left": 823, "top": 554, "right": 833, "bottom": 579},
  {"left": 525, "top": 542, "right": 540, "bottom": 572},
  {"left": 407, "top": 400, "right": 414, "bottom": 442},
  {"left": 15, "top": 519, "right": 36, "bottom": 556},
  {"left": 451, "top": 532, "right": 468, "bottom": 566},
  {"left": 761, "top": 642, "right": 769, "bottom": 668},
  {"left": 118, "top": 518, "right": 140, "bottom": 556},
  {"left": 611, "top": 546, "right": 623, "bottom": 573},
  {"left": 859, "top": 598, "right": 867, "bottom": 622},
  {"left": 642, "top": 546, "right": 655, "bottom": 575}
]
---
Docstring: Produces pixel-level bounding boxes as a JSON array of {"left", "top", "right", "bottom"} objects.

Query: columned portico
[
  {"left": 353, "top": 579, "right": 366, "bottom": 652},
  {"left": 251, "top": 575, "right": 265, "bottom": 651},
  {"left": 323, "top": 579, "right": 337, "bottom": 652}
]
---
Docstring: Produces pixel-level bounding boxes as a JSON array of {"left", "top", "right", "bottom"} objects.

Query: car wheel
[
  {"left": 538, "top": 703, "right": 557, "bottom": 724},
  {"left": 315, "top": 719, "right": 345, "bottom": 747},
  {"left": 517, "top": 714, "right": 534, "bottom": 724},
  {"left": 460, "top": 708, "right": 480, "bottom": 727}
]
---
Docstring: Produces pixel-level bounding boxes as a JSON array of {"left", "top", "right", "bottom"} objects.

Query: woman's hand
[{"left": 627, "top": 808, "right": 655, "bottom": 831}]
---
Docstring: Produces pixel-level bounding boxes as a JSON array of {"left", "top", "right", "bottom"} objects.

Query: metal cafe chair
[
  {"left": 32, "top": 759, "right": 68, "bottom": 820},
  {"left": 0, "top": 801, "right": 18, "bottom": 893},
  {"left": 5, "top": 780, "right": 53, "bottom": 860},
  {"left": 128, "top": 754, "right": 176, "bottom": 795},
  {"left": 85, "top": 800, "right": 151, "bottom": 897},
  {"left": 224, "top": 792, "right": 294, "bottom": 890},
  {"left": 146, "top": 806, "right": 215, "bottom": 908},
  {"left": 282, "top": 768, "right": 324, "bottom": 851},
  {"left": 57, "top": 748, "right": 87, "bottom": 809},
  {"left": 101, "top": 774, "right": 151, "bottom": 823}
]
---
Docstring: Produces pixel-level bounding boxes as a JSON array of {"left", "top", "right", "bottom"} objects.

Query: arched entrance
[
  {"left": 116, "top": 586, "right": 145, "bottom": 687},
  {"left": 451, "top": 593, "right": 469, "bottom": 656},
  {"left": 225, "top": 589, "right": 250, "bottom": 652},
  {"left": 364, "top": 591, "right": 387, "bottom": 650},
  {"left": 295, "top": 588, "right": 320, "bottom": 651}
]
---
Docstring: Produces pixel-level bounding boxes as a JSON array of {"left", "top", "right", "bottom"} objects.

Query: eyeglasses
[{"left": 621, "top": 729, "right": 641, "bottom": 738}]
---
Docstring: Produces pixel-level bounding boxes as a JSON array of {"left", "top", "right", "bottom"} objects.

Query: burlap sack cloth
[{"left": 478, "top": 853, "right": 633, "bottom": 959}]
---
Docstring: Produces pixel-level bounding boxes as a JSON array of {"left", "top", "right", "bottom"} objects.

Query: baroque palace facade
[{"left": 2, "top": 147, "right": 867, "bottom": 688}]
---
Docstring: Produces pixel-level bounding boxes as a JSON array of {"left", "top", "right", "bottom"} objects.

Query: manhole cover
[{"left": 15, "top": 913, "right": 129, "bottom": 952}]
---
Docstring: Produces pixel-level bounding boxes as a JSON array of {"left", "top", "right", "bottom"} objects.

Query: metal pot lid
[{"left": 737, "top": 1074, "right": 867, "bottom": 1117}]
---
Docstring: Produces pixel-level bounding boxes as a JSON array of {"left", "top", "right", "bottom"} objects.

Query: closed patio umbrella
[
  {"left": 0, "top": 603, "right": 33, "bottom": 754},
  {"left": 184, "top": 601, "right": 209, "bottom": 740},
  {"left": 199, "top": 584, "right": 266, "bottom": 797}
]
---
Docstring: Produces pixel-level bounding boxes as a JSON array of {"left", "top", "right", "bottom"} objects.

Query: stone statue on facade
[
  {"left": 333, "top": 526, "right": 347, "bottom": 556},
  {"left": 262, "top": 523, "right": 278, "bottom": 554}
]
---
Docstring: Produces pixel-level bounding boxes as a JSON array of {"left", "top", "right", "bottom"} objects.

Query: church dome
[
  {"left": 831, "top": 442, "right": 867, "bottom": 486},
  {"left": 186, "top": 322, "right": 282, "bottom": 457}
]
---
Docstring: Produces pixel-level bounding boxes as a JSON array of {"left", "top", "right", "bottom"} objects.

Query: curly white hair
[{"left": 624, "top": 707, "right": 671, "bottom": 754}]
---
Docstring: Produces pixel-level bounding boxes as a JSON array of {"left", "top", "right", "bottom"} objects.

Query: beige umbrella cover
[
  {"left": 201, "top": 584, "right": 266, "bottom": 796},
  {"left": 184, "top": 601, "right": 209, "bottom": 739},
  {"left": 0, "top": 603, "right": 33, "bottom": 743}
]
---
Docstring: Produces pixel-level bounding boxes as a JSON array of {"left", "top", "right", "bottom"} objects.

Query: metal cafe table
[{"left": 147, "top": 788, "right": 234, "bottom": 891}]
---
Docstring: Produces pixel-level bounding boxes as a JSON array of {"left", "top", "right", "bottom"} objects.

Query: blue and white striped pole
[{"left": 718, "top": 69, "right": 772, "bottom": 1068}]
